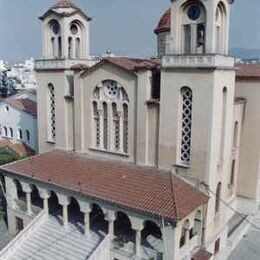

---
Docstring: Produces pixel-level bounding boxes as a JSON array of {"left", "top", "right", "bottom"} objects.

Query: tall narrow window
[
  {"left": 215, "top": 182, "right": 222, "bottom": 214},
  {"left": 112, "top": 103, "right": 120, "bottom": 151},
  {"left": 18, "top": 129, "right": 22, "bottom": 140},
  {"left": 58, "top": 36, "right": 62, "bottom": 58},
  {"left": 230, "top": 160, "right": 235, "bottom": 186},
  {"left": 180, "top": 87, "right": 193, "bottom": 165},
  {"left": 3, "top": 126, "right": 7, "bottom": 137},
  {"left": 26, "top": 130, "right": 30, "bottom": 142},
  {"left": 51, "top": 37, "right": 55, "bottom": 58},
  {"left": 75, "top": 38, "right": 81, "bottom": 59},
  {"left": 9, "top": 128, "right": 13, "bottom": 138},
  {"left": 48, "top": 84, "right": 56, "bottom": 142},
  {"left": 103, "top": 102, "right": 108, "bottom": 149},
  {"left": 219, "top": 87, "right": 227, "bottom": 162},
  {"left": 92, "top": 81, "right": 129, "bottom": 154},
  {"left": 93, "top": 102, "right": 100, "bottom": 147},
  {"left": 68, "top": 37, "right": 73, "bottom": 59},
  {"left": 233, "top": 121, "right": 239, "bottom": 148},
  {"left": 123, "top": 104, "right": 128, "bottom": 153}
]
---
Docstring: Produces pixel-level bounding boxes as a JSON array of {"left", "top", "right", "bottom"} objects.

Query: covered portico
[{"left": 0, "top": 150, "right": 208, "bottom": 259}]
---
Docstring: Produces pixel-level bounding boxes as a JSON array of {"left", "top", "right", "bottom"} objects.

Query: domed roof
[
  {"left": 51, "top": 0, "right": 79, "bottom": 10},
  {"left": 154, "top": 8, "right": 171, "bottom": 35}
]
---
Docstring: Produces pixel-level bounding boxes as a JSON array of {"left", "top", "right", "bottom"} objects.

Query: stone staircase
[{"left": 5, "top": 215, "right": 104, "bottom": 260}]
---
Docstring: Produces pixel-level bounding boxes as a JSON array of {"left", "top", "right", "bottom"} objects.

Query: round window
[
  {"left": 104, "top": 81, "right": 119, "bottom": 99},
  {"left": 52, "top": 22, "right": 60, "bottom": 35},
  {"left": 70, "top": 24, "right": 78, "bottom": 35},
  {"left": 187, "top": 5, "right": 201, "bottom": 21}
]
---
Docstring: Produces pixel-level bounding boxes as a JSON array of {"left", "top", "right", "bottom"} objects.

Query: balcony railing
[
  {"left": 162, "top": 54, "right": 235, "bottom": 69},
  {"left": 35, "top": 59, "right": 95, "bottom": 70}
]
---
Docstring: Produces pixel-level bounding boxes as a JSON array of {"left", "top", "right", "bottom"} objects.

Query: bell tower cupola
[
  {"left": 39, "top": 0, "right": 92, "bottom": 60},
  {"left": 170, "top": 0, "right": 234, "bottom": 55}
]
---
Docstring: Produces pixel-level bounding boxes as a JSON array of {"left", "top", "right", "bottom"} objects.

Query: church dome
[
  {"left": 154, "top": 8, "right": 171, "bottom": 35},
  {"left": 51, "top": 0, "right": 79, "bottom": 10}
]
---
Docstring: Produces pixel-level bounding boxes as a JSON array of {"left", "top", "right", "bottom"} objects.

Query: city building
[
  {"left": 0, "top": 89, "right": 38, "bottom": 154},
  {"left": 0, "top": 0, "right": 260, "bottom": 260}
]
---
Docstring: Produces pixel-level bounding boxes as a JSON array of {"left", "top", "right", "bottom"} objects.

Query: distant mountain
[{"left": 230, "top": 48, "right": 260, "bottom": 59}]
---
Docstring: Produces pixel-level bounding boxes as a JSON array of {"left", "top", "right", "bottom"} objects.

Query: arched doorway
[
  {"left": 68, "top": 197, "right": 83, "bottom": 225},
  {"left": 31, "top": 185, "right": 42, "bottom": 209},
  {"left": 90, "top": 204, "right": 106, "bottom": 234},
  {"left": 114, "top": 211, "right": 134, "bottom": 242},
  {"left": 48, "top": 191, "right": 62, "bottom": 215}
]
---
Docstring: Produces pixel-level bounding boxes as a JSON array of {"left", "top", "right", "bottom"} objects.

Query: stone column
[
  {"left": 78, "top": 200, "right": 92, "bottom": 235},
  {"left": 21, "top": 182, "right": 32, "bottom": 215},
  {"left": 38, "top": 187, "right": 51, "bottom": 214},
  {"left": 62, "top": 204, "right": 69, "bottom": 227},
  {"left": 57, "top": 193, "right": 71, "bottom": 227},
  {"left": 4, "top": 176, "right": 17, "bottom": 209},
  {"left": 131, "top": 218, "right": 144, "bottom": 258},
  {"left": 26, "top": 191, "right": 32, "bottom": 215},
  {"left": 105, "top": 210, "right": 115, "bottom": 239},
  {"left": 135, "top": 228, "right": 142, "bottom": 257},
  {"left": 99, "top": 110, "right": 104, "bottom": 149}
]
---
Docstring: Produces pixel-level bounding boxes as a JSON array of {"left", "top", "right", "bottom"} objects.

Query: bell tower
[
  {"left": 35, "top": 1, "right": 92, "bottom": 154},
  {"left": 158, "top": 0, "right": 236, "bottom": 255}
]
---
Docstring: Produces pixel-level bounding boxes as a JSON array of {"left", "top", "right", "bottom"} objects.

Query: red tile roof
[
  {"left": 52, "top": 0, "right": 79, "bottom": 10},
  {"left": 192, "top": 248, "right": 212, "bottom": 260},
  {"left": 6, "top": 98, "right": 37, "bottom": 117},
  {"left": 236, "top": 64, "right": 260, "bottom": 79},
  {"left": 154, "top": 8, "right": 171, "bottom": 34},
  {"left": 82, "top": 57, "right": 159, "bottom": 77},
  {"left": 1, "top": 150, "right": 208, "bottom": 222},
  {"left": 6, "top": 143, "right": 34, "bottom": 157}
]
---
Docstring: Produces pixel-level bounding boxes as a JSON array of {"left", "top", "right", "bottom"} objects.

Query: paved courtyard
[
  {"left": 229, "top": 209, "right": 260, "bottom": 260},
  {"left": 0, "top": 214, "right": 12, "bottom": 250}
]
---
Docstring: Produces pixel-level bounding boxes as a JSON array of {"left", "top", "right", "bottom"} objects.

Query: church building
[{"left": 1, "top": 0, "right": 260, "bottom": 259}]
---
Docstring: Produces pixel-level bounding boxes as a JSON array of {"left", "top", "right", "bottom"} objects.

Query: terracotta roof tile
[
  {"left": 6, "top": 98, "right": 37, "bottom": 117},
  {"left": 192, "top": 248, "right": 213, "bottom": 260},
  {"left": 154, "top": 8, "right": 171, "bottom": 34},
  {"left": 236, "top": 64, "right": 260, "bottom": 79},
  {"left": 0, "top": 138, "right": 11, "bottom": 148},
  {"left": 6, "top": 143, "right": 34, "bottom": 157},
  {"left": 1, "top": 150, "right": 208, "bottom": 222}
]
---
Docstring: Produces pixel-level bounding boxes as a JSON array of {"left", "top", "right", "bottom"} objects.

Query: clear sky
[{"left": 0, "top": 0, "right": 259, "bottom": 63}]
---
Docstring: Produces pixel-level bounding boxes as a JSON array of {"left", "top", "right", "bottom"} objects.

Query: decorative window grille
[
  {"left": 93, "top": 102, "right": 100, "bottom": 147},
  {"left": 92, "top": 80, "right": 129, "bottom": 154},
  {"left": 112, "top": 103, "right": 120, "bottom": 150},
  {"left": 180, "top": 87, "right": 193, "bottom": 165},
  {"left": 123, "top": 104, "right": 128, "bottom": 153},
  {"left": 48, "top": 84, "right": 56, "bottom": 141},
  {"left": 103, "top": 102, "right": 108, "bottom": 149}
]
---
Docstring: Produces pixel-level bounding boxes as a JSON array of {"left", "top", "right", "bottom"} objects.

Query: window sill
[
  {"left": 89, "top": 147, "right": 129, "bottom": 157},
  {"left": 174, "top": 163, "right": 190, "bottom": 169},
  {"left": 46, "top": 140, "right": 56, "bottom": 144}
]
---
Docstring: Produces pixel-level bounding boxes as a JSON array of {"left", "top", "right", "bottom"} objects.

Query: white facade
[{"left": 0, "top": 91, "right": 38, "bottom": 152}]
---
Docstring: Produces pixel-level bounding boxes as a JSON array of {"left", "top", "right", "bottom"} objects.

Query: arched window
[
  {"left": 25, "top": 130, "right": 30, "bottom": 142},
  {"left": 179, "top": 87, "right": 193, "bottom": 166},
  {"left": 103, "top": 102, "right": 108, "bottom": 149},
  {"left": 18, "top": 129, "right": 22, "bottom": 140},
  {"left": 58, "top": 36, "right": 62, "bottom": 58},
  {"left": 230, "top": 160, "right": 236, "bottom": 186},
  {"left": 216, "top": 2, "right": 227, "bottom": 54},
  {"left": 3, "top": 126, "right": 7, "bottom": 137},
  {"left": 112, "top": 103, "right": 120, "bottom": 151},
  {"left": 9, "top": 127, "right": 13, "bottom": 138},
  {"left": 75, "top": 38, "right": 81, "bottom": 59},
  {"left": 233, "top": 121, "right": 239, "bottom": 148},
  {"left": 47, "top": 84, "right": 56, "bottom": 142},
  {"left": 68, "top": 37, "right": 73, "bottom": 58},
  {"left": 219, "top": 87, "right": 227, "bottom": 162},
  {"left": 179, "top": 219, "right": 190, "bottom": 247},
  {"left": 123, "top": 104, "right": 129, "bottom": 153},
  {"left": 215, "top": 182, "right": 222, "bottom": 214},
  {"left": 93, "top": 101, "right": 100, "bottom": 147},
  {"left": 181, "top": 3, "right": 206, "bottom": 54},
  {"left": 49, "top": 20, "right": 61, "bottom": 59},
  {"left": 92, "top": 80, "right": 129, "bottom": 153}
]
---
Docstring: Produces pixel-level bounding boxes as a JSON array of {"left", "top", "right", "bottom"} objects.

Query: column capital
[
  {"left": 105, "top": 209, "right": 116, "bottom": 222},
  {"left": 38, "top": 187, "right": 51, "bottom": 200},
  {"left": 57, "top": 193, "right": 71, "bottom": 206},
  {"left": 78, "top": 200, "right": 91, "bottom": 214},
  {"left": 20, "top": 182, "right": 32, "bottom": 193}
]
